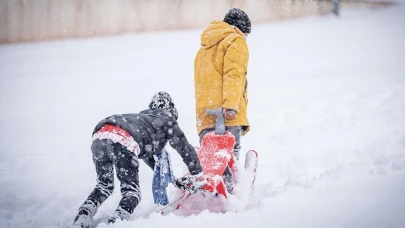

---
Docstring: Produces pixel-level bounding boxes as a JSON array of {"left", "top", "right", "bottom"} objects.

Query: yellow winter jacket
[{"left": 194, "top": 20, "right": 250, "bottom": 136}]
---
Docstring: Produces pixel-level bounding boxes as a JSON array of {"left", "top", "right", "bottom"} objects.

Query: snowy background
[{"left": 1, "top": 4, "right": 405, "bottom": 228}]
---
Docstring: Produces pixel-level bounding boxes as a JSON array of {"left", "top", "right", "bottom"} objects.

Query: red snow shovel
[
  {"left": 159, "top": 109, "right": 258, "bottom": 215},
  {"left": 197, "top": 108, "right": 238, "bottom": 199}
]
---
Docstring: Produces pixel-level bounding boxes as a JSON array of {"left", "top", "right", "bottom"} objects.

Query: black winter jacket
[{"left": 93, "top": 109, "right": 203, "bottom": 176}]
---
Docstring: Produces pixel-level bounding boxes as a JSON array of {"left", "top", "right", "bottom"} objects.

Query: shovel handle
[{"left": 205, "top": 108, "right": 225, "bottom": 135}]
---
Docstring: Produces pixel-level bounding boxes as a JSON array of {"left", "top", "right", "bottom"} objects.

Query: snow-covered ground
[{"left": 1, "top": 4, "right": 405, "bottom": 228}]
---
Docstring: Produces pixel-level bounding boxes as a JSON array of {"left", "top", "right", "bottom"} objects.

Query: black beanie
[
  {"left": 148, "top": 91, "right": 178, "bottom": 120},
  {"left": 223, "top": 8, "right": 251, "bottom": 34}
]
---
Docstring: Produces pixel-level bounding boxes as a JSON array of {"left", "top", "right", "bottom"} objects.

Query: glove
[
  {"left": 173, "top": 173, "right": 207, "bottom": 193},
  {"left": 222, "top": 108, "right": 237, "bottom": 119}
]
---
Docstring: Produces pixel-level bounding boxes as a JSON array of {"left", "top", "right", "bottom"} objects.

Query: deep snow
[{"left": 1, "top": 4, "right": 405, "bottom": 228}]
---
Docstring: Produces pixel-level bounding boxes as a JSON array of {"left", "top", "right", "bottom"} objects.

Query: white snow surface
[{"left": 1, "top": 5, "right": 405, "bottom": 228}]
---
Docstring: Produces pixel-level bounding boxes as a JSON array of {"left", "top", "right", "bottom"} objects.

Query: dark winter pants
[
  {"left": 199, "top": 126, "right": 241, "bottom": 192},
  {"left": 78, "top": 139, "right": 141, "bottom": 218}
]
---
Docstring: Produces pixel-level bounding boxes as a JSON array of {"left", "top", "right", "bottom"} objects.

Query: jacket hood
[{"left": 200, "top": 20, "right": 244, "bottom": 49}]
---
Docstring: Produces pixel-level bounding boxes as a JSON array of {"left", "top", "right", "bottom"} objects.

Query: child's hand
[
  {"left": 223, "top": 108, "right": 237, "bottom": 119},
  {"left": 173, "top": 174, "right": 207, "bottom": 193}
]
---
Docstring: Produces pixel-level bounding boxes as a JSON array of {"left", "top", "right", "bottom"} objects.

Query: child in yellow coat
[{"left": 194, "top": 8, "right": 251, "bottom": 193}]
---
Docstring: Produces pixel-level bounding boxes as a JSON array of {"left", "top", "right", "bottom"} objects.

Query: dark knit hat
[
  {"left": 223, "top": 8, "right": 251, "bottom": 34},
  {"left": 148, "top": 91, "right": 178, "bottom": 120}
]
